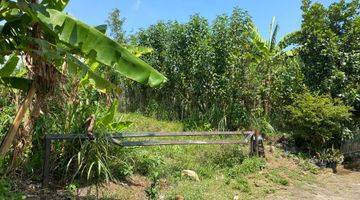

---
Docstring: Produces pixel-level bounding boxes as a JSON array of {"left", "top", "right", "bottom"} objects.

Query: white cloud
[{"left": 134, "top": 0, "right": 141, "bottom": 11}]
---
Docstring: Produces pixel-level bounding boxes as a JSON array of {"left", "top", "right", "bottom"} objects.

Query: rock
[
  {"left": 233, "top": 194, "right": 239, "bottom": 200},
  {"left": 269, "top": 145, "right": 275, "bottom": 153},
  {"left": 181, "top": 170, "right": 200, "bottom": 181},
  {"left": 28, "top": 184, "right": 36, "bottom": 193},
  {"left": 175, "top": 195, "right": 184, "bottom": 200},
  {"left": 275, "top": 143, "right": 283, "bottom": 148}
]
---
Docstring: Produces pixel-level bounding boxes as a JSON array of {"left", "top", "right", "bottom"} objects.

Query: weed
[
  {"left": 65, "top": 137, "right": 114, "bottom": 183},
  {"left": 228, "top": 157, "right": 266, "bottom": 178},
  {"left": 146, "top": 172, "right": 161, "bottom": 200},
  {"left": 266, "top": 170, "right": 289, "bottom": 186},
  {"left": 64, "top": 183, "right": 78, "bottom": 199},
  {"left": 299, "top": 160, "right": 319, "bottom": 174},
  {"left": 233, "top": 176, "right": 251, "bottom": 193}
]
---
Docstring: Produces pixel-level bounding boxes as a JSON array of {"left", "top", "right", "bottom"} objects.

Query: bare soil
[{"left": 269, "top": 167, "right": 360, "bottom": 200}]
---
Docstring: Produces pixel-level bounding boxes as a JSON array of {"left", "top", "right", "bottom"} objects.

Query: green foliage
[
  {"left": 70, "top": 140, "right": 113, "bottom": 182},
  {"left": 145, "top": 171, "right": 161, "bottom": 200},
  {"left": 286, "top": 92, "right": 352, "bottom": 149},
  {"left": 34, "top": 6, "right": 166, "bottom": 87},
  {"left": 286, "top": 0, "right": 360, "bottom": 115},
  {"left": 1, "top": 1, "right": 166, "bottom": 95},
  {"left": 41, "top": 0, "right": 70, "bottom": 11},
  {"left": 233, "top": 176, "right": 251, "bottom": 193},
  {"left": 65, "top": 183, "right": 78, "bottom": 199},
  {"left": 0, "top": 54, "right": 18, "bottom": 76},
  {"left": 0, "top": 178, "right": 25, "bottom": 200},
  {"left": 319, "top": 147, "right": 344, "bottom": 164},
  {"left": 107, "top": 8, "right": 126, "bottom": 44}
]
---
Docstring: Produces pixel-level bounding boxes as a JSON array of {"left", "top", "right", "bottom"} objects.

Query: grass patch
[
  {"left": 227, "top": 157, "right": 266, "bottom": 178},
  {"left": 233, "top": 176, "right": 251, "bottom": 193},
  {"left": 120, "top": 113, "right": 184, "bottom": 132},
  {"left": 266, "top": 170, "right": 289, "bottom": 186}
]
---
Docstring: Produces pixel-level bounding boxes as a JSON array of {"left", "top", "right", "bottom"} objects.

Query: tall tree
[
  {"left": 285, "top": 0, "right": 360, "bottom": 116},
  {"left": 107, "top": 8, "right": 126, "bottom": 44}
]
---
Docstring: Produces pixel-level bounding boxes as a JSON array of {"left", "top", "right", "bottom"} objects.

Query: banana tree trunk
[
  {"left": 9, "top": 91, "right": 44, "bottom": 170},
  {"left": 0, "top": 82, "right": 36, "bottom": 155}
]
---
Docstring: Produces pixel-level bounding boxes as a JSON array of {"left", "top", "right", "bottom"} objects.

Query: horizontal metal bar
[
  {"left": 46, "top": 131, "right": 253, "bottom": 141},
  {"left": 46, "top": 134, "right": 87, "bottom": 140},
  {"left": 342, "top": 150, "right": 360, "bottom": 155},
  {"left": 113, "top": 131, "right": 251, "bottom": 138},
  {"left": 113, "top": 139, "right": 247, "bottom": 147}
]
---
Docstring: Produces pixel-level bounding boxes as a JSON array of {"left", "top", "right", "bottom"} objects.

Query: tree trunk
[
  {"left": 0, "top": 82, "right": 36, "bottom": 155},
  {"left": 8, "top": 91, "right": 44, "bottom": 170}
]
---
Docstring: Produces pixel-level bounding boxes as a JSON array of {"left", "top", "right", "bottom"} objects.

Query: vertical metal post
[
  {"left": 254, "top": 130, "right": 259, "bottom": 156},
  {"left": 43, "top": 136, "right": 51, "bottom": 187}
]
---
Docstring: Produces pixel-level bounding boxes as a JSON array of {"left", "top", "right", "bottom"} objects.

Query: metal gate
[{"left": 42, "top": 131, "right": 264, "bottom": 187}]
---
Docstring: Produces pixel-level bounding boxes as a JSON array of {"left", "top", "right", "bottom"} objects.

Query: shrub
[{"left": 286, "top": 92, "right": 351, "bottom": 150}]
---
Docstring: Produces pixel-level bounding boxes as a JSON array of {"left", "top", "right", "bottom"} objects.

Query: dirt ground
[{"left": 269, "top": 167, "right": 360, "bottom": 200}]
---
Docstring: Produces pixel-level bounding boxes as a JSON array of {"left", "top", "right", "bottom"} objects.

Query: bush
[{"left": 286, "top": 92, "right": 351, "bottom": 150}]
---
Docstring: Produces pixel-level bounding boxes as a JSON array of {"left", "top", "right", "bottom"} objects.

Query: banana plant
[
  {"left": 249, "top": 17, "right": 296, "bottom": 116},
  {"left": 0, "top": 0, "right": 167, "bottom": 155}
]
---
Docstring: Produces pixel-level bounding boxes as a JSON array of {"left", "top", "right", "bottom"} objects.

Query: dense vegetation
[
  {"left": 121, "top": 9, "right": 304, "bottom": 131},
  {"left": 111, "top": 0, "right": 358, "bottom": 146},
  {"left": 0, "top": 0, "right": 359, "bottom": 199}
]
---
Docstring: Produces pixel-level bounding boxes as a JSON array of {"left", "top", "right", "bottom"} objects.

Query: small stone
[
  {"left": 28, "top": 184, "right": 36, "bottom": 193},
  {"left": 269, "top": 145, "right": 275, "bottom": 153},
  {"left": 233, "top": 194, "right": 239, "bottom": 200}
]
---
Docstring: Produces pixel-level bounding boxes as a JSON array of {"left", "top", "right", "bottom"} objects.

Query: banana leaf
[{"left": 34, "top": 7, "right": 167, "bottom": 87}]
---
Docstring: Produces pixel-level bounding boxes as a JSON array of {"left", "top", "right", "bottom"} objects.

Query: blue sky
[{"left": 65, "top": 0, "right": 338, "bottom": 39}]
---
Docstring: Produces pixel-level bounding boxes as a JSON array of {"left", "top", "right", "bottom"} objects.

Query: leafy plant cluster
[
  {"left": 286, "top": 0, "right": 360, "bottom": 117},
  {"left": 286, "top": 92, "right": 351, "bottom": 150}
]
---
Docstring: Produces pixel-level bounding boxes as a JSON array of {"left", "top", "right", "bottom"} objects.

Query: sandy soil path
[{"left": 270, "top": 168, "right": 360, "bottom": 200}]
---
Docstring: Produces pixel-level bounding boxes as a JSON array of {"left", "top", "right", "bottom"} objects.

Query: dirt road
[{"left": 270, "top": 168, "right": 360, "bottom": 200}]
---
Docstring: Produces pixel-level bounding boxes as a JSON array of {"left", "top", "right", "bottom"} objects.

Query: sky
[{"left": 65, "top": 0, "right": 339, "bottom": 39}]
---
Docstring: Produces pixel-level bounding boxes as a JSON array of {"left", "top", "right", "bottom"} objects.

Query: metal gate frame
[{"left": 43, "top": 131, "right": 258, "bottom": 187}]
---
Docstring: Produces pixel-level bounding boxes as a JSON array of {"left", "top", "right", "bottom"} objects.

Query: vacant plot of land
[{"left": 270, "top": 168, "right": 360, "bottom": 200}]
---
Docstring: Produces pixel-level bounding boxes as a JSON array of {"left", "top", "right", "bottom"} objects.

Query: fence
[
  {"left": 341, "top": 136, "right": 360, "bottom": 156},
  {"left": 42, "top": 131, "right": 262, "bottom": 187}
]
